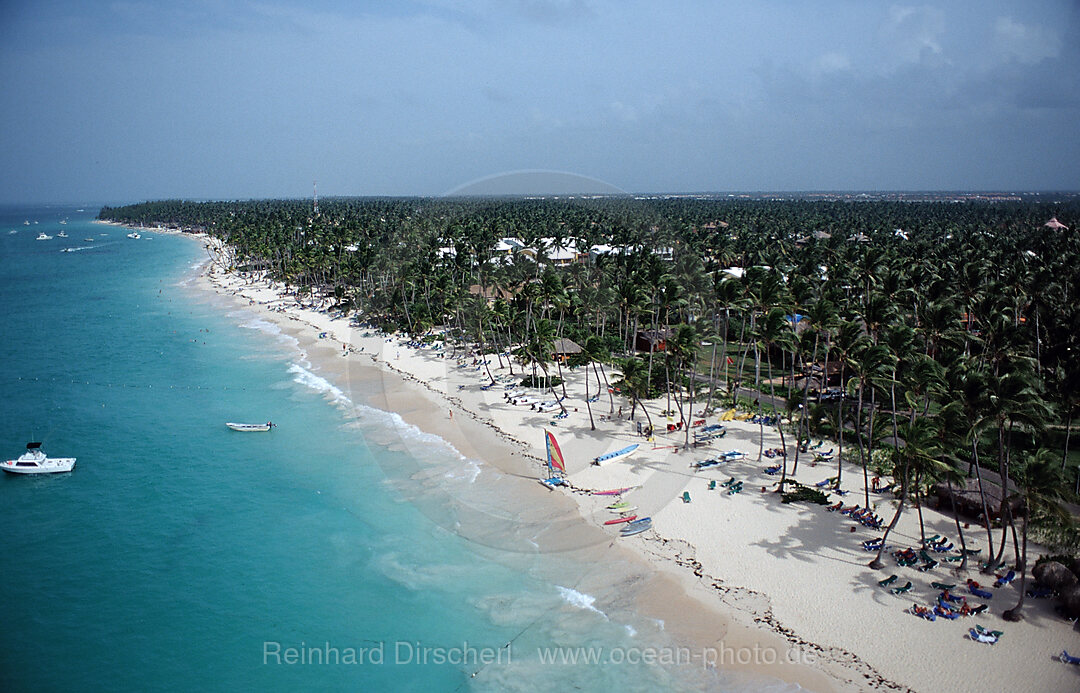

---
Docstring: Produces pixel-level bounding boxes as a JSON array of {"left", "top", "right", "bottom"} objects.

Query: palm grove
[{"left": 101, "top": 195, "right": 1080, "bottom": 620}]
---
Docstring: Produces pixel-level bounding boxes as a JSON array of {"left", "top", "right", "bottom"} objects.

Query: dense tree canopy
[{"left": 102, "top": 194, "right": 1080, "bottom": 616}]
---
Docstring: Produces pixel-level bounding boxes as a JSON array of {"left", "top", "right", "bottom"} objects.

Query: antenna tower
[{"left": 313, "top": 181, "right": 319, "bottom": 215}]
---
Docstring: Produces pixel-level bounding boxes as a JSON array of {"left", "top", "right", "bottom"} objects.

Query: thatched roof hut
[
  {"left": 931, "top": 475, "right": 1022, "bottom": 521},
  {"left": 551, "top": 338, "right": 582, "bottom": 359}
]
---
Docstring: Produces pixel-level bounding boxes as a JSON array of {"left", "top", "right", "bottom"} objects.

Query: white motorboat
[
  {"left": 126, "top": 232, "right": 141, "bottom": 239},
  {"left": 36, "top": 232, "right": 52, "bottom": 240},
  {"left": 226, "top": 422, "right": 274, "bottom": 432},
  {"left": 57, "top": 231, "right": 68, "bottom": 238},
  {"left": 1, "top": 442, "right": 76, "bottom": 474}
]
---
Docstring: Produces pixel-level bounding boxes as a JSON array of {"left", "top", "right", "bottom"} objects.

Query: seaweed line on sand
[{"left": 641, "top": 535, "right": 914, "bottom": 693}]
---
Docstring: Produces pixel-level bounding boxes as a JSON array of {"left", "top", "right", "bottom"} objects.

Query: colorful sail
[{"left": 545, "top": 430, "right": 566, "bottom": 473}]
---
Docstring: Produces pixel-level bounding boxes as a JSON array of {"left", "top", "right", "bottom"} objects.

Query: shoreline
[{"left": 153, "top": 224, "right": 1075, "bottom": 693}]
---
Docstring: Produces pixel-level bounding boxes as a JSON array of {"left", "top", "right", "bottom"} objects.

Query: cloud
[
  {"left": 883, "top": 4, "right": 946, "bottom": 67},
  {"left": 994, "top": 16, "right": 1061, "bottom": 65},
  {"left": 812, "top": 52, "right": 851, "bottom": 75}
]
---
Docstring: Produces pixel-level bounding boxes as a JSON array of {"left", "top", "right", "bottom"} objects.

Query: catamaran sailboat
[
  {"left": 1, "top": 442, "right": 76, "bottom": 474},
  {"left": 539, "top": 430, "right": 567, "bottom": 489}
]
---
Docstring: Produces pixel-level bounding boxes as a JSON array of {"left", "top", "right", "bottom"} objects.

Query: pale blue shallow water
[{"left": 0, "top": 206, "right": 794, "bottom": 692}]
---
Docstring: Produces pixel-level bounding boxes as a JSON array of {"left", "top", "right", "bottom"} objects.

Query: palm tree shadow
[{"left": 749, "top": 500, "right": 875, "bottom": 569}]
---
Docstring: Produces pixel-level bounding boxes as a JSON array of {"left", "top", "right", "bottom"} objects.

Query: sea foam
[{"left": 555, "top": 586, "right": 608, "bottom": 619}]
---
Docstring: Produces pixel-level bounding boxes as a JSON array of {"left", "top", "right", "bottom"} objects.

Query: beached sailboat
[
  {"left": 1, "top": 442, "right": 76, "bottom": 474},
  {"left": 226, "top": 422, "right": 274, "bottom": 432},
  {"left": 592, "top": 443, "right": 639, "bottom": 466},
  {"left": 538, "top": 429, "right": 567, "bottom": 489}
]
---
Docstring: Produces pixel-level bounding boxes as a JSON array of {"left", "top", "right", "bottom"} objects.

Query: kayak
[{"left": 609, "top": 505, "right": 637, "bottom": 514}]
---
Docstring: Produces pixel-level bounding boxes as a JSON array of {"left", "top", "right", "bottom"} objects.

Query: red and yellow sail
[{"left": 545, "top": 430, "right": 566, "bottom": 473}]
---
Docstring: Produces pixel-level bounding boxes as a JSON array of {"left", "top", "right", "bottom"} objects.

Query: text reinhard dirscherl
[{"left": 262, "top": 641, "right": 815, "bottom": 669}]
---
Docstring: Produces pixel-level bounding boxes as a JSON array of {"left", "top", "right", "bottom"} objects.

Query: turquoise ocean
[{"left": 0, "top": 206, "right": 795, "bottom": 692}]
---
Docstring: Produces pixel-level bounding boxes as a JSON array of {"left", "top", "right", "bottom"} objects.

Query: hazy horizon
[{"left": 2, "top": 0, "right": 1078, "bottom": 204}]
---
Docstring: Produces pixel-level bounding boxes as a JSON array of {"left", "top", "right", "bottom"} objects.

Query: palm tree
[
  {"left": 847, "top": 343, "right": 893, "bottom": 508},
  {"left": 617, "top": 356, "right": 654, "bottom": 434},
  {"left": 869, "top": 416, "right": 943, "bottom": 570},
  {"left": 975, "top": 361, "right": 1052, "bottom": 569},
  {"left": 1002, "top": 448, "right": 1070, "bottom": 621}
]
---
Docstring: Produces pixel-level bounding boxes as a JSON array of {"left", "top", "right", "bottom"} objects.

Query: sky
[{"left": 0, "top": 0, "right": 1078, "bottom": 203}]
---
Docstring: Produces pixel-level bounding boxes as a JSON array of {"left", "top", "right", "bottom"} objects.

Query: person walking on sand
[{"left": 449, "top": 409, "right": 454, "bottom": 421}]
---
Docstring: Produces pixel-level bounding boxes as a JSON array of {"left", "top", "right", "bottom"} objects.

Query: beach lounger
[
  {"left": 969, "top": 585, "right": 993, "bottom": 599},
  {"left": 969, "top": 603, "right": 988, "bottom": 615},
  {"left": 969, "top": 628, "right": 998, "bottom": 644},
  {"left": 764, "top": 465, "right": 781, "bottom": 475},
  {"left": 878, "top": 575, "right": 898, "bottom": 587},
  {"left": 994, "top": 570, "right": 1016, "bottom": 587},
  {"left": 728, "top": 482, "right": 743, "bottom": 495},
  {"left": 975, "top": 624, "right": 1004, "bottom": 638},
  {"left": 720, "top": 477, "right": 736, "bottom": 488},
  {"left": 1026, "top": 587, "right": 1052, "bottom": 599},
  {"left": 1059, "top": 650, "right": 1080, "bottom": 665},
  {"left": 682, "top": 491, "right": 691, "bottom": 503},
  {"left": 910, "top": 604, "right": 936, "bottom": 621},
  {"left": 708, "top": 480, "right": 717, "bottom": 491},
  {"left": 931, "top": 582, "right": 956, "bottom": 591},
  {"left": 890, "top": 581, "right": 913, "bottom": 594},
  {"left": 935, "top": 605, "right": 960, "bottom": 620},
  {"left": 826, "top": 501, "right": 843, "bottom": 511}
]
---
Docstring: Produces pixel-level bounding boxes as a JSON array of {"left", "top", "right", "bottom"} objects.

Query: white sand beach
[{"left": 192, "top": 253, "right": 1079, "bottom": 693}]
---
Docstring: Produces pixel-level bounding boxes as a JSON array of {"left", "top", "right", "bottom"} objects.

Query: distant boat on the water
[
  {"left": 36, "top": 232, "right": 51, "bottom": 240},
  {"left": 126, "top": 232, "right": 141, "bottom": 239},
  {"left": 57, "top": 231, "right": 68, "bottom": 238},
  {"left": 1, "top": 442, "right": 76, "bottom": 475},
  {"left": 84, "top": 237, "right": 94, "bottom": 242},
  {"left": 226, "top": 422, "right": 274, "bottom": 432}
]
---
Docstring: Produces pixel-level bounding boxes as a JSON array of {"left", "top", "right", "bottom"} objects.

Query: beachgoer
[{"left": 449, "top": 409, "right": 453, "bottom": 420}]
